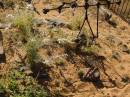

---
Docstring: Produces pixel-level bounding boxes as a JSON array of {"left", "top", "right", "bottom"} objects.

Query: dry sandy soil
[
  {"left": 1, "top": 0, "right": 130, "bottom": 97},
  {"left": 31, "top": 1, "right": 130, "bottom": 97}
]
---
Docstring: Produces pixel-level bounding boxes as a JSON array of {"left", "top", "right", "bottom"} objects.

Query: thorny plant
[{"left": 43, "top": 0, "right": 121, "bottom": 41}]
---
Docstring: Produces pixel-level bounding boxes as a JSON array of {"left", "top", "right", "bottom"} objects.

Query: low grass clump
[
  {"left": 82, "top": 45, "right": 100, "bottom": 53},
  {"left": 12, "top": 10, "right": 34, "bottom": 40},
  {"left": 67, "top": 15, "right": 84, "bottom": 30},
  {"left": 48, "top": 28, "right": 65, "bottom": 39}
]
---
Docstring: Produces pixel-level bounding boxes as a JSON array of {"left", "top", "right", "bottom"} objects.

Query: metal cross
[{"left": 43, "top": 0, "right": 121, "bottom": 40}]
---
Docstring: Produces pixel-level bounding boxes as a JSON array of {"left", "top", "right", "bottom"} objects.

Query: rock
[
  {"left": 0, "top": 31, "right": 6, "bottom": 63},
  {"left": 20, "top": 66, "right": 32, "bottom": 75},
  {"left": 120, "top": 26, "right": 127, "bottom": 30},
  {"left": 56, "top": 38, "right": 73, "bottom": 45},
  {"left": 83, "top": 68, "right": 100, "bottom": 81},
  {"left": 6, "top": 14, "right": 14, "bottom": 20},
  {"left": 42, "top": 38, "right": 53, "bottom": 46},
  {"left": 0, "top": 23, "right": 11, "bottom": 29},
  {"left": 112, "top": 52, "right": 121, "bottom": 61},
  {"left": 24, "top": 70, "right": 33, "bottom": 76},
  {"left": 107, "top": 19, "right": 117, "bottom": 28},
  {"left": 33, "top": 18, "right": 69, "bottom": 27},
  {"left": 20, "top": 66, "right": 30, "bottom": 72},
  {"left": 46, "top": 19, "right": 68, "bottom": 27},
  {"left": 106, "top": 35, "right": 122, "bottom": 46},
  {"left": 26, "top": 3, "right": 40, "bottom": 15},
  {"left": 90, "top": 0, "right": 112, "bottom": 21},
  {"left": 121, "top": 44, "right": 130, "bottom": 54},
  {"left": 33, "top": 18, "right": 47, "bottom": 27},
  {"left": 93, "top": 70, "right": 100, "bottom": 79}
]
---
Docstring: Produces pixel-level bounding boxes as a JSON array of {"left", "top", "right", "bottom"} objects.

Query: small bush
[{"left": 25, "top": 37, "right": 41, "bottom": 65}]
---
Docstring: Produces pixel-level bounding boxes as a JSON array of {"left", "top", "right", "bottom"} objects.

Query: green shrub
[
  {"left": 0, "top": 68, "right": 47, "bottom": 97},
  {"left": 25, "top": 37, "right": 41, "bottom": 65}
]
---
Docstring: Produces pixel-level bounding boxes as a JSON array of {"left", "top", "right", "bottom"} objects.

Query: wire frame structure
[
  {"left": 43, "top": 0, "right": 121, "bottom": 40},
  {"left": 110, "top": 0, "right": 130, "bottom": 24}
]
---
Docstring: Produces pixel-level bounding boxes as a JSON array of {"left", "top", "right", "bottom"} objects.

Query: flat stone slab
[
  {"left": 0, "top": 31, "right": 6, "bottom": 63},
  {"left": 0, "top": 23, "right": 11, "bottom": 29}
]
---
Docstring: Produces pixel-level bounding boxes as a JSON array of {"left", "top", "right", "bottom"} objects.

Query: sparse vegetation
[
  {"left": 78, "top": 70, "right": 84, "bottom": 79},
  {"left": 12, "top": 9, "right": 34, "bottom": 40},
  {"left": 0, "top": 0, "right": 130, "bottom": 97},
  {"left": 67, "top": 15, "right": 84, "bottom": 30},
  {"left": 82, "top": 45, "right": 100, "bottom": 53},
  {"left": 0, "top": 67, "right": 47, "bottom": 97},
  {"left": 55, "top": 58, "right": 65, "bottom": 66},
  {"left": 25, "top": 36, "right": 41, "bottom": 65}
]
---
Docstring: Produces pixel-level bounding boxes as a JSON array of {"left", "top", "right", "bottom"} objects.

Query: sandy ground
[
  {"left": 32, "top": 1, "right": 130, "bottom": 97},
  {"left": 1, "top": 0, "right": 130, "bottom": 97}
]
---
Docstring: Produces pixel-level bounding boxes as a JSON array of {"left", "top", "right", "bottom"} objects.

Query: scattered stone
[
  {"left": 121, "top": 44, "right": 130, "bottom": 54},
  {"left": 42, "top": 38, "right": 53, "bottom": 46},
  {"left": 33, "top": 18, "right": 69, "bottom": 27},
  {"left": 56, "top": 38, "right": 73, "bottom": 45},
  {"left": 26, "top": 3, "right": 40, "bottom": 15},
  {"left": 45, "top": 19, "right": 68, "bottom": 27},
  {"left": 19, "top": 66, "right": 32, "bottom": 75},
  {"left": 122, "top": 75, "right": 130, "bottom": 83},
  {"left": 112, "top": 52, "right": 121, "bottom": 61},
  {"left": 6, "top": 14, "right": 14, "bottom": 20},
  {"left": 120, "top": 26, "right": 127, "bottom": 30},
  {"left": 24, "top": 70, "right": 33, "bottom": 76},
  {"left": 20, "top": 66, "right": 30, "bottom": 72},
  {"left": 83, "top": 68, "right": 100, "bottom": 81},
  {"left": 0, "top": 23, "right": 11, "bottom": 29},
  {"left": 107, "top": 19, "right": 117, "bottom": 28},
  {"left": 33, "top": 18, "right": 47, "bottom": 27},
  {"left": 106, "top": 35, "right": 122, "bottom": 46}
]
